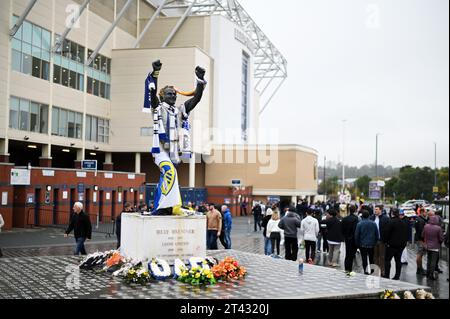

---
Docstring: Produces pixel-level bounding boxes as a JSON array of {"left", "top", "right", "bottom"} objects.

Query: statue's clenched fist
[{"left": 195, "top": 66, "right": 206, "bottom": 80}]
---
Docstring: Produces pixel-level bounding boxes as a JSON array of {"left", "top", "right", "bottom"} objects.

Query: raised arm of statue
[{"left": 184, "top": 66, "right": 207, "bottom": 114}]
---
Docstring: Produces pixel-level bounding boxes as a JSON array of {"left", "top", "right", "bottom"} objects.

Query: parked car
[{"left": 400, "top": 200, "right": 430, "bottom": 210}]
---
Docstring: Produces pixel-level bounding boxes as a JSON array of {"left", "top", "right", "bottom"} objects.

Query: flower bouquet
[
  {"left": 103, "top": 251, "right": 126, "bottom": 273},
  {"left": 211, "top": 257, "right": 247, "bottom": 282},
  {"left": 177, "top": 266, "right": 217, "bottom": 286},
  {"left": 123, "top": 266, "right": 151, "bottom": 285},
  {"left": 380, "top": 289, "right": 401, "bottom": 299}
]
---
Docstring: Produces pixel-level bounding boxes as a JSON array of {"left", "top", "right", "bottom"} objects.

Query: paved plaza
[{"left": 0, "top": 217, "right": 448, "bottom": 299}]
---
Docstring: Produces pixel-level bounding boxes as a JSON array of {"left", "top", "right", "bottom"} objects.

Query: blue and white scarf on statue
[{"left": 142, "top": 73, "right": 192, "bottom": 163}]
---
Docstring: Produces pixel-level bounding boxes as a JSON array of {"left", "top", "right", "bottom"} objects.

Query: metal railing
[{"left": 27, "top": 208, "right": 116, "bottom": 237}]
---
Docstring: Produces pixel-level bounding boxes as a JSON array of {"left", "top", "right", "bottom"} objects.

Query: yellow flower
[{"left": 195, "top": 273, "right": 201, "bottom": 279}]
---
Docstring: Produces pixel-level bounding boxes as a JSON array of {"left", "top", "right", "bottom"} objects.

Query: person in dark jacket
[
  {"left": 278, "top": 207, "right": 301, "bottom": 261},
  {"left": 65, "top": 202, "right": 92, "bottom": 255},
  {"left": 370, "top": 205, "right": 390, "bottom": 276},
  {"left": 321, "top": 209, "right": 344, "bottom": 267},
  {"left": 252, "top": 203, "right": 263, "bottom": 232},
  {"left": 222, "top": 205, "right": 233, "bottom": 249},
  {"left": 383, "top": 208, "right": 409, "bottom": 280},
  {"left": 355, "top": 210, "right": 379, "bottom": 275},
  {"left": 115, "top": 202, "right": 134, "bottom": 249},
  {"left": 341, "top": 205, "right": 359, "bottom": 272},
  {"left": 414, "top": 208, "right": 428, "bottom": 275},
  {"left": 423, "top": 215, "right": 444, "bottom": 280}
]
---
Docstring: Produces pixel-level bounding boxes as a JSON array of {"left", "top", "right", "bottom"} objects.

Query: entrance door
[
  {"left": 99, "top": 190, "right": 104, "bottom": 222},
  {"left": 34, "top": 188, "right": 41, "bottom": 226},
  {"left": 112, "top": 190, "right": 117, "bottom": 219},
  {"left": 53, "top": 188, "right": 59, "bottom": 225},
  {"left": 85, "top": 188, "right": 91, "bottom": 215}
]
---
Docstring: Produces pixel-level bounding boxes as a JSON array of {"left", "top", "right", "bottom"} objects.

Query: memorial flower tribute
[
  {"left": 211, "top": 257, "right": 247, "bottom": 281},
  {"left": 177, "top": 266, "right": 217, "bottom": 286},
  {"left": 79, "top": 252, "right": 247, "bottom": 287}
]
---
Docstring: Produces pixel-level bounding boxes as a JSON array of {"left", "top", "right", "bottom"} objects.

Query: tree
[
  {"left": 318, "top": 176, "right": 339, "bottom": 196},
  {"left": 355, "top": 175, "right": 371, "bottom": 197}
]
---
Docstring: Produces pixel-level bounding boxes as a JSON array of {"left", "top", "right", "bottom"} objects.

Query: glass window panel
[
  {"left": 105, "top": 75, "right": 111, "bottom": 84},
  {"left": 11, "top": 38, "right": 21, "bottom": 51},
  {"left": 32, "top": 25, "right": 42, "bottom": 47},
  {"left": 32, "top": 46, "right": 41, "bottom": 59},
  {"left": 41, "top": 50, "right": 50, "bottom": 62},
  {"left": 40, "top": 104, "right": 48, "bottom": 134},
  {"left": 22, "top": 53, "right": 32, "bottom": 75},
  {"left": 85, "top": 115, "right": 92, "bottom": 141},
  {"left": 54, "top": 35, "right": 62, "bottom": 55},
  {"left": 77, "top": 74, "right": 84, "bottom": 91},
  {"left": 22, "top": 42, "right": 31, "bottom": 55},
  {"left": 99, "top": 82, "right": 105, "bottom": 98},
  {"left": 13, "top": 17, "right": 22, "bottom": 40},
  {"left": 93, "top": 70, "right": 101, "bottom": 81},
  {"left": 105, "top": 84, "right": 110, "bottom": 100},
  {"left": 69, "top": 70, "right": 77, "bottom": 89},
  {"left": 62, "top": 57, "right": 69, "bottom": 69},
  {"left": 101, "top": 56, "right": 107, "bottom": 73},
  {"left": 63, "top": 39, "right": 71, "bottom": 58},
  {"left": 69, "top": 60, "right": 78, "bottom": 72},
  {"left": 9, "top": 97, "right": 20, "bottom": 129},
  {"left": 59, "top": 109, "right": 67, "bottom": 136},
  {"left": 87, "top": 49, "right": 93, "bottom": 68},
  {"left": 41, "top": 61, "right": 49, "bottom": 80},
  {"left": 68, "top": 111, "right": 75, "bottom": 138},
  {"left": 70, "top": 41, "right": 78, "bottom": 62},
  {"left": 22, "top": 21, "right": 32, "bottom": 43},
  {"left": 61, "top": 68, "right": 69, "bottom": 86},
  {"left": 100, "top": 72, "right": 106, "bottom": 82},
  {"left": 52, "top": 107, "right": 59, "bottom": 135},
  {"left": 107, "top": 58, "right": 111, "bottom": 74},
  {"left": 42, "top": 29, "right": 51, "bottom": 51},
  {"left": 32, "top": 57, "right": 41, "bottom": 78},
  {"left": 87, "top": 77, "right": 93, "bottom": 94},
  {"left": 93, "top": 55, "right": 100, "bottom": 70},
  {"left": 93, "top": 79, "right": 99, "bottom": 96},
  {"left": 75, "top": 113, "right": 82, "bottom": 139},
  {"left": 19, "top": 99, "right": 30, "bottom": 131},
  {"left": 12, "top": 50, "right": 22, "bottom": 72},
  {"left": 53, "top": 65, "right": 61, "bottom": 84},
  {"left": 30, "top": 102, "right": 39, "bottom": 132},
  {"left": 54, "top": 54, "right": 62, "bottom": 66},
  {"left": 91, "top": 117, "right": 97, "bottom": 142},
  {"left": 77, "top": 63, "right": 84, "bottom": 74},
  {"left": 77, "top": 45, "right": 85, "bottom": 63}
]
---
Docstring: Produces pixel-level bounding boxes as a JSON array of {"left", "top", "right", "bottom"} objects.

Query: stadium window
[{"left": 9, "top": 97, "right": 20, "bottom": 130}]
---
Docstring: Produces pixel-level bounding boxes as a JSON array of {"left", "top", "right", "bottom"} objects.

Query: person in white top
[
  {"left": 0, "top": 213, "right": 5, "bottom": 257},
  {"left": 266, "top": 211, "right": 284, "bottom": 256},
  {"left": 300, "top": 209, "right": 320, "bottom": 264}
]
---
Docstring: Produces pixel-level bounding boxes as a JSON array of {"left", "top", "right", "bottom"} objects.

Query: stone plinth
[{"left": 120, "top": 213, "right": 206, "bottom": 264}]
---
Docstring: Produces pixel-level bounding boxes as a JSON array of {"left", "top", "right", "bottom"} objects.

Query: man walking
[
  {"left": 355, "top": 210, "right": 379, "bottom": 275},
  {"left": 370, "top": 205, "right": 389, "bottom": 276},
  {"left": 383, "top": 208, "right": 409, "bottom": 280},
  {"left": 222, "top": 205, "right": 232, "bottom": 249},
  {"left": 252, "top": 203, "right": 262, "bottom": 232},
  {"left": 423, "top": 215, "right": 444, "bottom": 280},
  {"left": 65, "top": 202, "right": 92, "bottom": 256},
  {"left": 206, "top": 204, "right": 222, "bottom": 250},
  {"left": 261, "top": 205, "right": 274, "bottom": 255},
  {"left": 300, "top": 208, "right": 320, "bottom": 264},
  {"left": 342, "top": 205, "right": 360, "bottom": 273},
  {"left": 415, "top": 208, "right": 428, "bottom": 275},
  {"left": 322, "top": 209, "right": 344, "bottom": 267},
  {"left": 278, "top": 206, "right": 301, "bottom": 261}
]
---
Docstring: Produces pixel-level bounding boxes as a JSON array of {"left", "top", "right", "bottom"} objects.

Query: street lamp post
[
  {"left": 375, "top": 133, "right": 380, "bottom": 180},
  {"left": 342, "top": 120, "right": 347, "bottom": 194},
  {"left": 324, "top": 156, "right": 327, "bottom": 202}
]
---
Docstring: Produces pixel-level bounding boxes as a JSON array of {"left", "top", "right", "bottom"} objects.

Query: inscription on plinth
[{"left": 120, "top": 214, "right": 206, "bottom": 264}]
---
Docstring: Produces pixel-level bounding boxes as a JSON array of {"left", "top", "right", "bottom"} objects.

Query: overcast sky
[{"left": 240, "top": 0, "right": 449, "bottom": 168}]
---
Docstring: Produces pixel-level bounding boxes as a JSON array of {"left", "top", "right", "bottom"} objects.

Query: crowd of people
[{"left": 251, "top": 200, "right": 449, "bottom": 281}]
